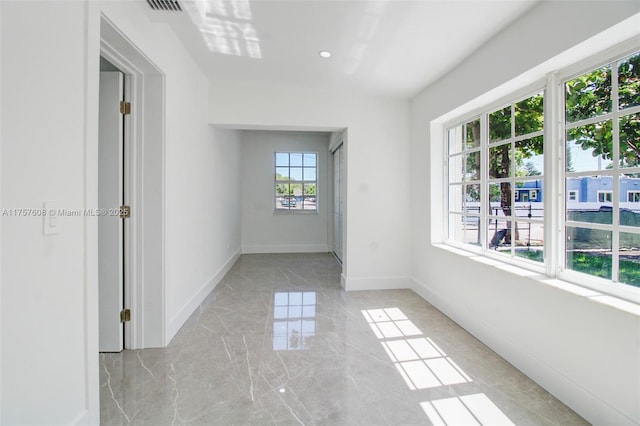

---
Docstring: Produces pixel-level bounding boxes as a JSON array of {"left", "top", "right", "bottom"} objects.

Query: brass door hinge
[
  {"left": 120, "top": 308, "right": 131, "bottom": 322},
  {"left": 120, "top": 101, "right": 131, "bottom": 115},
  {"left": 120, "top": 205, "right": 131, "bottom": 219}
]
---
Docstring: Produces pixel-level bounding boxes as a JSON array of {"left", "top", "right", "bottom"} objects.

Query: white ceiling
[{"left": 152, "top": 0, "right": 538, "bottom": 99}]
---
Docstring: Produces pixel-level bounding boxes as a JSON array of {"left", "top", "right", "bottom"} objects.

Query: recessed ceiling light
[{"left": 319, "top": 50, "right": 332, "bottom": 59}]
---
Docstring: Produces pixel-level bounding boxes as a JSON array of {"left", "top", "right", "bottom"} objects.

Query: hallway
[{"left": 100, "top": 253, "right": 586, "bottom": 425}]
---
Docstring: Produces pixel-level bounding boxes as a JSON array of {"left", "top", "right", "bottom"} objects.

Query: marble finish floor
[{"left": 101, "top": 253, "right": 587, "bottom": 425}]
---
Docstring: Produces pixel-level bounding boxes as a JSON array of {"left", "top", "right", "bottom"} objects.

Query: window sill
[
  {"left": 273, "top": 209, "right": 319, "bottom": 215},
  {"left": 432, "top": 243, "right": 640, "bottom": 317}
]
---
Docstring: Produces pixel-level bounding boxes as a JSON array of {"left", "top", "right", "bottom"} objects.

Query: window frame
[
  {"left": 441, "top": 42, "right": 640, "bottom": 303},
  {"left": 444, "top": 84, "right": 548, "bottom": 273},
  {"left": 557, "top": 46, "right": 640, "bottom": 301},
  {"left": 597, "top": 190, "right": 614, "bottom": 203},
  {"left": 274, "top": 151, "right": 319, "bottom": 214},
  {"left": 628, "top": 191, "right": 640, "bottom": 203}
]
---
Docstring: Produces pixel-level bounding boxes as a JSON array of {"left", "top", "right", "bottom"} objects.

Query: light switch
[{"left": 43, "top": 202, "right": 58, "bottom": 236}]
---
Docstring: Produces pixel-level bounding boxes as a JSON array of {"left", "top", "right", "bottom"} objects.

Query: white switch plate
[{"left": 43, "top": 202, "right": 58, "bottom": 235}]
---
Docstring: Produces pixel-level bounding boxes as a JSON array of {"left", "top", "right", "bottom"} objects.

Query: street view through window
[
  {"left": 275, "top": 152, "right": 317, "bottom": 212},
  {"left": 447, "top": 49, "right": 640, "bottom": 289}
]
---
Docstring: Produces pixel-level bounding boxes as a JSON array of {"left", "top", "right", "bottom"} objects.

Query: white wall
[
  {"left": 165, "top": 124, "right": 242, "bottom": 340},
  {"left": 1, "top": 1, "right": 88, "bottom": 423},
  {"left": 410, "top": 2, "right": 640, "bottom": 425},
  {"left": 241, "top": 131, "right": 330, "bottom": 253},
  {"left": 210, "top": 83, "right": 411, "bottom": 290},
  {"left": 1, "top": 1, "right": 243, "bottom": 424}
]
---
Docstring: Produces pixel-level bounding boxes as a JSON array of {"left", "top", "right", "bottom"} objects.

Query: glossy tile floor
[{"left": 101, "top": 253, "right": 587, "bottom": 425}]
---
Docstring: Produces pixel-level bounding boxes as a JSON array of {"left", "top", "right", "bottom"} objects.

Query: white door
[
  {"left": 333, "top": 145, "right": 344, "bottom": 261},
  {"left": 98, "top": 71, "right": 124, "bottom": 352}
]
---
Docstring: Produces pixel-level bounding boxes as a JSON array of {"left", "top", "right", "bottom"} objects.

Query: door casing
[{"left": 99, "top": 15, "right": 166, "bottom": 350}]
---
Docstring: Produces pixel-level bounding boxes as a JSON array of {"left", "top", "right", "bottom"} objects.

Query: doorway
[
  {"left": 332, "top": 143, "right": 344, "bottom": 262},
  {"left": 98, "top": 60, "right": 129, "bottom": 352},
  {"left": 98, "top": 16, "right": 166, "bottom": 349}
]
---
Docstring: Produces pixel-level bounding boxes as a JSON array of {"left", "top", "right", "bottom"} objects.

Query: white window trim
[
  {"left": 568, "top": 190, "right": 579, "bottom": 202},
  {"left": 274, "top": 151, "right": 319, "bottom": 215},
  {"left": 443, "top": 84, "right": 547, "bottom": 272},
  {"left": 554, "top": 44, "right": 640, "bottom": 302},
  {"left": 436, "top": 35, "right": 640, "bottom": 305}
]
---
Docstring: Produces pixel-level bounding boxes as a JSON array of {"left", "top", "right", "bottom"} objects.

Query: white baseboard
[
  {"left": 166, "top": 250, "right": 241, "bottom": 343},
  {"left": 344, "top": 275, "right": 411, "bottom": 291},
  {"left": 72, "top": 409, "right": 88, "bottom": 425},
  {"left": 410, "top": 277, "right": 636, "bottom": 426},
  {"left": 241, "top": 244, "right": 329, "bottom": 254}
]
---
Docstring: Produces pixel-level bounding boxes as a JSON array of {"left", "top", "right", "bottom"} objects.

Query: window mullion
[
  {"left": 509, "top": 104, "right": 515, "bottom": 258},
  {"left": 612, "top": 59, "right": 621, "bottom": 282},
  {"left": 564, "top": 111, "right": 614, "bottom": 130},
  {"left": 480, "top": 114, "right": 488, "bottom": 250},
  {"left": 547, "top": 72, "right": 562, "bottom": 277}
]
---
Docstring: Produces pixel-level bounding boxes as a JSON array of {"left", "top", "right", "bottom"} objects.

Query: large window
[
  {"left": 447, "top": 92, "right": 545, "bottom": 262},
  {"left": 275, "top": 152, "right": 317, "bottom": 212},
  {"left": 564, "top": 50, "right": 640, "bottom": 287},
  {"left": 445, "top": 47, "right": 640, "bottom": 293}
]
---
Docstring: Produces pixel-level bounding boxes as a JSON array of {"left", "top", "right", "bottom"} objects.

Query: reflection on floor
[
  {"left": 273, "top": 291, "right": 317, "bottom": 351},
  {"left": 101, "top": 253, "right": 588, "bottom": 425}
]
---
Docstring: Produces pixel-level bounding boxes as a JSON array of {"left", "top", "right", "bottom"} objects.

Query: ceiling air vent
[{"left": 146, "top": 0, "right": 182, "bottom": 11}]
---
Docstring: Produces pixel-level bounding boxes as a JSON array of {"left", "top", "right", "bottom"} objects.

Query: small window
[
  {"left": 530, "top": 190, "right": 538, "bottom": 200},
  {"left": 597, "top": 191, "right": 613, "bottom": 203},
  {"left": 275, "top": 152, "right": 317, "bottom": 212},
  {"left": 628, "top": 191, "right": 640, "bottom": 202},
  {"left": 568, "top": 190, "right": 578, "bottom": 202}
]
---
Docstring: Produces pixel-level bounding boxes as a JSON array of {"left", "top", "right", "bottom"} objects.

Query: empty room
[{"left": 1, "top": 0, "right": 639, "bottom": 425}]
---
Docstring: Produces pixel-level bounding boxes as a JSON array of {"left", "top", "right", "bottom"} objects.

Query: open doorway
[
  {"left": 328, "top": 129, "right": 347, "bottom": 289},
  {"left": 332, "top": 143, "right": 344, "bottom": 262},
  {"left": 98, "top": 58, "right": 129, "bottom": 352},
  {"left": 97, "top": 16, "right": 166, "bottom": 349}
]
